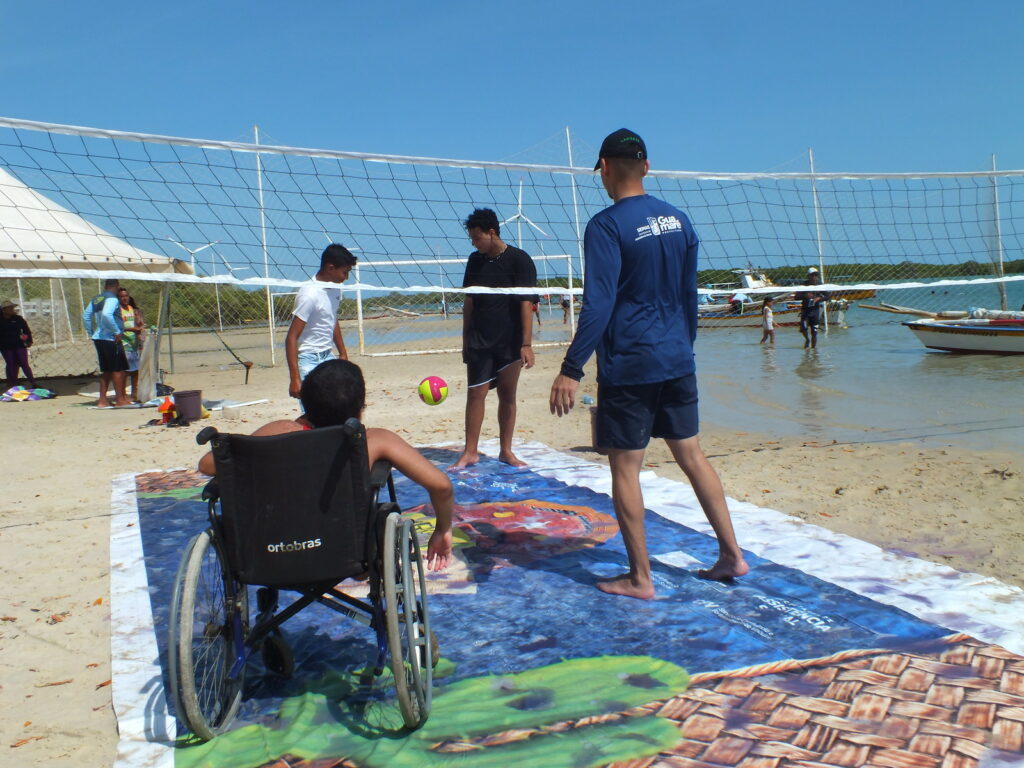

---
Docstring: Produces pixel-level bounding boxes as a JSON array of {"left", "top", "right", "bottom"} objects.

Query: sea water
[
  {"left": 351, "top": 282, "right": 1023, "bottom": 452},
  {"left": 695, "top": 280, "right": 1024, "bottom": 452}
]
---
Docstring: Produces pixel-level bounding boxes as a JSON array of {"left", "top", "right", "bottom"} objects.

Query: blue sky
[{"left": 3, "top": 1, "right": 1022, "bottom": 173}]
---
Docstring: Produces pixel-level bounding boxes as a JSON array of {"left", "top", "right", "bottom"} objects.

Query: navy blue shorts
[{"left": 596, "top": 374, "right": 699, "bottom": 451}]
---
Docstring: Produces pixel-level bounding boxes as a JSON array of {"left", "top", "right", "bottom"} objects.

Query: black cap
[{"left": 594, "top": 128, "right": 647, "bottom": 170}]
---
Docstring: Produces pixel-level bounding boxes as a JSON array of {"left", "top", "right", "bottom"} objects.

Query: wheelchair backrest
[{"left": 211, "top": 420, "right": 375, "bottom": 587}]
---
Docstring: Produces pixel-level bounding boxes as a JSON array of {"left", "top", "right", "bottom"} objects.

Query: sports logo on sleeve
[{"left": 635, "top": 214, "right": 683, "bottom": 241}]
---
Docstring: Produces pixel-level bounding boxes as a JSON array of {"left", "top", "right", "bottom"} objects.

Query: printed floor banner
[{"left": 110, "top": 441, "right": 1024, "bottom": 768}]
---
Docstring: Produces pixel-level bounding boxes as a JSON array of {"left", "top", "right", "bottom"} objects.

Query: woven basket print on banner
[
  {"left": 247, "top": 636, "right": 1024, "bottom": 768},
  {"left": 609, "top": 635, "right": 1024, "bottom": 768}
]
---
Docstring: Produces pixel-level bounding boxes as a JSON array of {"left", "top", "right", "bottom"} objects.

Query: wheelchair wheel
[
  {"left": 167, "top": 529, "right": 248, "bottom": 741},
  {"left": 382, "top": 513, "right": 432, "bottom": 728}
]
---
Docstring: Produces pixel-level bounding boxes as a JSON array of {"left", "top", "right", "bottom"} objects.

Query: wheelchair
[{"left": 167, "top": 419, "right": 436, "bottom": 742}]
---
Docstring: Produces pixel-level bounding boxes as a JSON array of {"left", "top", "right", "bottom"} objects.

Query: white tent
[
  {"left": 0, "top": 166, "right": 192, "bottom": 275},
  {"left": 0, "top": 166, "right": 193, "bottom": 386}
]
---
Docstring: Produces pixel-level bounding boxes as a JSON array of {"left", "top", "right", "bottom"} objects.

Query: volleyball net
[{"left": 1, "top": 116, "right": 1021, "bottom": 376}]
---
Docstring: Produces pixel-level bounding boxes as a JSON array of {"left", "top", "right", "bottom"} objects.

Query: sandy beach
[{"left": 1, "top": 346, "right": 1021, "bottom": 766}]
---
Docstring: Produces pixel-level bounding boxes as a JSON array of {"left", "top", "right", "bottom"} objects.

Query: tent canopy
[{"left": 0, "top": 166, "right": 192, "bottom": 275}]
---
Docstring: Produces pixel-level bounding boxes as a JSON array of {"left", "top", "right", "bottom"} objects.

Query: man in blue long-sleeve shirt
[
  {"left": 82, "top": 278, "right": 130, "bottom": 407},
  {"left": 550, "top": 129, "right": 748, "bottom": 599}
]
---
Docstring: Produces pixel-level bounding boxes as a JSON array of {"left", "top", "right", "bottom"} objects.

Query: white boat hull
[{"left": 904, "top": 320, "right": 1024, "bottom": 354}]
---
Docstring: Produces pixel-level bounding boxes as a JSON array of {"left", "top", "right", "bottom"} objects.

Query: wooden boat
[
  {"left": 904, "top": 318, "right": 1024, "bottom": 354},
  {"left": 698, "top": 305, "right": 798, "bottom": 328}
]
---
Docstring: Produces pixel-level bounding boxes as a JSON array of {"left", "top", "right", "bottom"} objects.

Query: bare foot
[
  {"left": 97, "top": 398, "right": 112, "bottom": 408},
  {"left": 114, "top": 397, "right": 133, "bottom": 407},
  {"left": 498, "top": 451, "right": 527, "bottom": 467},
  {"left": 451, "top": 451, "right": 480, "bottom": 469},
  {"left": 596, "top": 574, "right": 655, "bottom": 600},
  {"left": 697, "top": 555, "right": 750, "bottom": 582}
]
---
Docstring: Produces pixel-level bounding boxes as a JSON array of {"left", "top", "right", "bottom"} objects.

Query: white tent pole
[
  {"left": 255, "top": 125, "right": 275, "bottom": 365},
  {"left": 991, "top": 154, "right": 1008, "bottom": 311},
  {"left": 16, "top": 278, "right": 25, "bottom": 316}
]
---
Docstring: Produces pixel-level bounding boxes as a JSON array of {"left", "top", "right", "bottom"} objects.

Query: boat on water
[{"left": 904, "top": 318, "right": 1024, "bottom": 354}]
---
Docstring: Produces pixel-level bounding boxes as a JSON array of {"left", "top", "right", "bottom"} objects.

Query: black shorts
[
  {"left": 800, "top": 313, "right": 820, "bottom": 332},
  {"left": 94, "top": 339, "right": 128, "bottom": 373},
  {"left": 465, "top": 346, "right": 520, "bottom": 388},
  {"left": 596, "top": 374, "right": 699, "bottom": 451}
]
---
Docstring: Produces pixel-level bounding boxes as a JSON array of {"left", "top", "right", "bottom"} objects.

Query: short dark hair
[
  {"left": 116, "top": 287, "right": 139, "bottom": 309},
  {"left": 605, "top": 156, "right": 646, "bottom": 179},
  {"left": 320, "top": 244, "right": 358, "bottom": 271},
  {"left": 104, "top": 278, "right": 120, "bottom": 290},
  {"left": 464, "top": 208, "right": 500, "bottom": 236},
  {"left": 300, "top": 359, "right": 366, "bottom": 428}
]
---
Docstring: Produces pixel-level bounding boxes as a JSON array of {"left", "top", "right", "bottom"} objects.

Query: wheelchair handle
[{"left": 196, "top": 426, "right": 219, "bottom": 446}]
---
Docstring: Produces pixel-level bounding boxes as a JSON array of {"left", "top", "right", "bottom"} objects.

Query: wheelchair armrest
[
  {"left": 201, "top": 478, "right": 221, "bottom": 501},
  {"left": 369, "top": 460, "right": 392, "bottom": 491}
]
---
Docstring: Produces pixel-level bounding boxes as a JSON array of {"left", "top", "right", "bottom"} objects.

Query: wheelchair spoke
[{"left": 170, "top": 530, "right": 247, "bottom": 741}]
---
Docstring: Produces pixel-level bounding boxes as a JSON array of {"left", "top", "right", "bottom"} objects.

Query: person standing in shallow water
[
  {"left": 452, "top": 208, "right": 537, "bottom": 469},
  {"left": 760, "top": 296, "right": 776, "bottom": 344},
  {"left": 799, "top": 268, "right": 827, "bottom": 349},
  {"left": 549, "top": 128, "right": 748, "bottom": 599}
]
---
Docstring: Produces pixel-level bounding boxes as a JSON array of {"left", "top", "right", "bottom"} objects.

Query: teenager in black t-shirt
[{"left": 452, "top": 208, "right": 537, "bottom": 468}]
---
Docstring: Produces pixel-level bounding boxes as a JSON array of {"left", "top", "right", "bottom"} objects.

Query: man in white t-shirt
[{"left": 285, "top": 244, "right": 357, "bottom": 399}]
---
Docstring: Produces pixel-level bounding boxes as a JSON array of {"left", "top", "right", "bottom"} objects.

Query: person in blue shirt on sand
[
  {"left": 549, "top": 129, "right": 748, "bottom": 599},
  {"left": 82, "top": 278, "right": 130, "bottom": 407}
]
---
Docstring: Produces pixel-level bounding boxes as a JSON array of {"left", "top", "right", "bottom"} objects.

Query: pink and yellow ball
[{"left": 418, "top": 376, "right": 448, "bottom": 406}]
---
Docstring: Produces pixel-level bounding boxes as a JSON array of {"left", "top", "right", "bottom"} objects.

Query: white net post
[
  {"left": 354, "top": 264, "right": 365, "bottom": 355},
  {"left": 991, "top": 154, "right": 1008, "bottom": 311},
  {"left": 254, "top": 125, "right": 276, "bottom": 366}
]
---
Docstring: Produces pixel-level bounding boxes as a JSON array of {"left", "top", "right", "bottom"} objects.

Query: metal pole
[
  {"left": 255, "top": 125, "right": 276, "bottom": 365},
  {"left": 48, "top": 279, "right": 58, "bottom": 349},
  {"left": 58, "top": 279, "right": 73, "bottom": 343},
  {"left": 517, "top": 178, "right": 523, "bottom": 248},
  {"left": 76, "top": 279, "right": 84, "bottom": 336},
  {"left": 566, "top": 126, "right": 585, "bottom": 289},
  {"left": 439, "top": 262, "right": 447, "bottom": 320},
  {"left": 164, "top": 284, "right": 175, "bottom": 373},
  {"left": 354, "top": 264, "right": 365, "bottom": 355},
  {"left": 991, "top": 154, "right": 1008, "bottom": 311},
  {"left": 16, "top": 278, "right": 24, "bottom": 317},
  {"left": 566, "top": 253, "right": 576, "bottom": 336},
  {"left": 211, "top": 247, "right": 223, "bottom": 332},
  {"left": 809, "top": 148, "right": 828, "bottom": 333}
]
